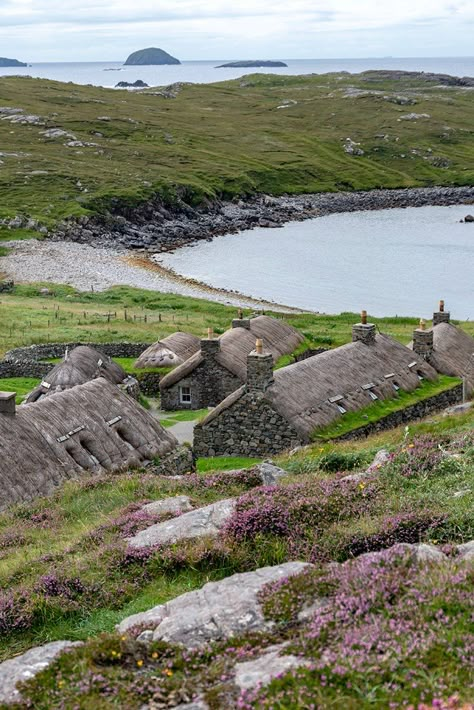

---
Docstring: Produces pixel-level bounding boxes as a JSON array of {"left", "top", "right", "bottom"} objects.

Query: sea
[
  {"left": 158, "top": 206, "right": 474, "bottom": 318},
  {"left": 0, "top": 57, "right": 473, "bottom": 88}
]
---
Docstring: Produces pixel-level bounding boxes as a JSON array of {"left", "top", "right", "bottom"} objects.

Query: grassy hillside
[
  {"left": 0, "top": 408, "right": 472, "bottom": 707},
  {"left": 0, "top": 71, "right": 473, "bottom": 231},
  {"left": 1, "top": 284, "right": 474, "bottom": 357}
]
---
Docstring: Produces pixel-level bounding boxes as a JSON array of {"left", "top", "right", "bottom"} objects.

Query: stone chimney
[
  {"left": 433, "top": 300, "right": 450, "bottom": 326},
  {"left": 412, "top": 319, "right": 434, "bottom": 360},
  {"left": 0, "top": 392, "right": 16, "bottom": 416},
  {"left": 232, "top": 309, "right": 251, "bottom": 330},
  {"left": 352, "top": 310, "right": 376, "bottom": 345},
  {"left": 247, "top": 339, "right": 274, "bottom": 393},
  {"left": 201, "top": 328, "right": 220, "bottom": 359}
]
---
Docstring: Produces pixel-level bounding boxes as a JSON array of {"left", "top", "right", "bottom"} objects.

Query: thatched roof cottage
[
  {"left": 134, "top": 332, "right": 201, "bottom": 369},
  {"left": 194, "top": 316, "right": 444, "bottom": 458},
  {"left": 0, "top": 378, "right": 178, "bottom": 510},
  {"left": 411, "top": 303, "right": 474, "bottom": 396},
  {"left": 26, "top": 346, "right": 135, "bottom": 402},
  {"left": 160, "top": 315, "right": 304, "bottom": 411}
]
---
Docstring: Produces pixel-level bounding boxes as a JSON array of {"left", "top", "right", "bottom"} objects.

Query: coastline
[{"left": 57, "top": 186, "right": 474, "bottom": 254}]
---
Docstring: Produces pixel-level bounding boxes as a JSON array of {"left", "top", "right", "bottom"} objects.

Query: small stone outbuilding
[
  {"left": 159, "top": 315, "right": 304, "bottom": 410},
  {"left": 194, "top": 318, "right": 443, "bottom": 458},
  {"left": 26, "top": 345, "right": 137, "bottom": 402},
  {"left": 134, "top": 332, "right": 201, "bottom": 369}
]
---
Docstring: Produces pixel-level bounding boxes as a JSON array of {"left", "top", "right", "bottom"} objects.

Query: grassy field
[
  {"left": 0, "top": 71, "right": 473, "bottom": 231},
  {"left": 1, "top": 283, "right": 473, "bottom": 357},
  {"left": 0, "top": 408, "right": 472, "bottom": 707}
]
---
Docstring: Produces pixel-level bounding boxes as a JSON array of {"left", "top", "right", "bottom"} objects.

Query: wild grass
[
  {"left": 0, "top": 377, "right": 40, "bottom": 403},
  {"left": 0, "top": 72, "right": 473, "bottom": 229},
  {"left": 1, "top": 284, "right": 473, "bottom": 357},
  {"left": 313, "top": 374, "right": 461, "bottom": 440}
]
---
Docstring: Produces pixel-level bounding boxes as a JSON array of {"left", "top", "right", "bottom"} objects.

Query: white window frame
[{"left": 180, "top": 386, "right": 192, "bottom": 404}]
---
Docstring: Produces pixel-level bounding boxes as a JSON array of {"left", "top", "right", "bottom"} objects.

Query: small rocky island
[
  {"left": 124, "top": 47, "right": 181, "bottom": 66},
  {"left": 216, "top": 60, "right": 288, "bottom": 68},
  {"left": 115, "top": 80, "right": 149, "bottom": 88},
  {"left": 0, "top": 57, "right": 27, "bottom": 67}
]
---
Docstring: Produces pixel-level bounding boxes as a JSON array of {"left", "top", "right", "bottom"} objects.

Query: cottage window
[{"left": 180, "top": 386, "right": 192, "bottom": 404}]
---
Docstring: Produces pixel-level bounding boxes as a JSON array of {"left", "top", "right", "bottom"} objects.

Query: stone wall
[
  {"left": 193, "top": 391, "right": 302, "bottom": 457},
  {"left": 135, "top": 372, "right": 162, "bottom": 397},
  {"left": 1, "top": 342, "right": 151, "bottom": 379},
  {"left": 161, "top": 360, "right": 241, "bottom": 411},
  {"left": 331, "top": 383, "right": 464, "bottom": 442},
  {"left": 294, "top": 348, "right": 327, "bottom": 363}
]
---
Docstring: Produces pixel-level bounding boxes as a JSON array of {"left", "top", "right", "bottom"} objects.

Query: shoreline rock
[{"left": 55, "top": 185, "right": 474, "bottom": 254}]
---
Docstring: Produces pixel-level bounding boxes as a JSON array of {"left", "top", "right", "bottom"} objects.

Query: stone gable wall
[
  {"left": 193, "top": 392, "right": 303, "bottom": 457},
  {"left": 161, "top": 360, "right": 241, "bottom": 411}
]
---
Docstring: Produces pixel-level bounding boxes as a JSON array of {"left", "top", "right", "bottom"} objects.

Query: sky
[{"left": 0, "top": 0, "right": 473, "bottom": 62}]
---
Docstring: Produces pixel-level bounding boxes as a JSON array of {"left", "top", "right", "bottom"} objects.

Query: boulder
[
  {"left": 0, "top": 641, "right": 82, "bottom": 704},
  {"left": 357, "top": 543, "right": 446, "bottom": 564},
  {"left": 127, "top": 498, "right": 236, "bottom": 548},
  {"left": 464, "top": 214, "right": 474, "bottom": 223},
  {"left": 457, "top": 540, "right": 474, "bottom": 561},
  {"left": 234, "top": 644, "right": 309, "bottom": 691},
  {"left": 117, "top": 562, "right": 312, "bottom": 645},
  {"left": 141, "top": 495, "right": 193, "bottom": 516},
  {"left": 341, "top": 449, "right": 390, "bottom": 483}
]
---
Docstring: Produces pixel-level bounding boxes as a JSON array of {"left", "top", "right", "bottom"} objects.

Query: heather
[{"left": 0, "top": 412, "right": 473, "bottom": 706}]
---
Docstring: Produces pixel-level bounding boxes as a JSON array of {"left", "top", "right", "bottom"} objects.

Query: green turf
[{"left": 0, "top": 377, "right": 40, "bottom": 403}]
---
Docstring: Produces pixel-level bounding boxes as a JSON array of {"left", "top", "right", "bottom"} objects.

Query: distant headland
[
  {"left": 0, "top": 57, "right": 27, "bottom": 67},
  {"left": 216, "top": 60, "right": 288, "bottom": 68},
  {"left": 124, "top": 48, "right": 181, "bottom": 66}
]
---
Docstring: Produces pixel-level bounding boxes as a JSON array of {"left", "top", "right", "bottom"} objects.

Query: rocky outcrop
[
  {"left": 127, "top": 498, "right": 236, "bottom": 548},
  {"left": 54, "top": 186, "right": 474, "bottom": 253},
  {"left": 216, "top": 61, "right": 288, "bottom": 68},
  {"left": 124, "top": 48, "right": 180, "bottom": 66},
  {"left": 140, "top": 495, "right": 193, "bottom": 516},
  {"left": 117, "top": 562, "right": 312, "bottom": 643},
  {"left": 115, "top": 80, "right": 149, "bottom": 88},
  {"left": 0, "top": 641, "right": 82, "bottom": 704}
]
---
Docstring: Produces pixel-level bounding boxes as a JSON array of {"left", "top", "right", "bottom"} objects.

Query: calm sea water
[
  {"left": 157, "top": 206, "right": 474, "bottom": 318},
  {"left": 0, "top": 57, "right": 472, "bottom": 88}
]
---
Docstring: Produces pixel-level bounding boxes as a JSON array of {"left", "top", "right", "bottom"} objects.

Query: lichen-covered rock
[
  {"left": 457, "top": 540, "right": 474, "bottom": 561},
  {"left": 234, "top": 644, "right": 309, "bottom": 691},
  {"left": 141, "top": 495, "right": 193, "bottom": 516},
  {"left": 127, "top": 498, "right": 235, "bottom": 548},
  {"left": 0, "top": 641, "right": 82, "bottom": 704},
  {"left": 251, "top": 461, "right": 288, "bottom": 486},
  {"left": 117, "top": 562, "right": 312, "bottom": 645},
  {"left": 357, "top": 543, "right": 446, "bottom": 565}
]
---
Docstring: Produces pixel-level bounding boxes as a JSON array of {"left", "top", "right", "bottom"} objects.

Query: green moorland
[
  {"left": 0, "top": 409, "right": 473, "bottom": 708},
  {"left": 0, "top": 71, "right": 473, "bottom": 230}
]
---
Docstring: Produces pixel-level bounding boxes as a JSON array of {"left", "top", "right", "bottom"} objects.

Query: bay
[{"left": 158, "top": 205, "right": 474, "bottom": 318}]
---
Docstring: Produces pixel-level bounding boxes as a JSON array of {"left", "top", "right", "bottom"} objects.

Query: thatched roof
[
  {"left": 161, "top": 316, "right": 303, "bottom": 389},
  {"left": 0, "top": 378, "right": 177, "bottom": 510},
  {"left": 411, "top": 322, "right": 474, "bottom": 377},
  {"left": 26, "top": 346, "right": 129, "bottom": 402},
  {"left": 134, "top": 332, "right": 201, "bottom": 369},
  {"left": 201, "top": 333, "right": 439, "bottom": 438}
]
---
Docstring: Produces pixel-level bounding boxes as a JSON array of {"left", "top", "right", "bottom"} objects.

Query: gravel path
[{"left": 2, "top": 239, "right": 300, "bottom": 312}]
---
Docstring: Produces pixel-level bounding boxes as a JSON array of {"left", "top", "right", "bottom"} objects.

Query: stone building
[
  {"left": 159, "top": 315, "right": 304, "bottom": 410},
  {"left": 411, "top": 302, "right": 474, "bottom": 396},
  {"left": 193, "top": 316, "right": 446, "bottom": 458},
  {"left": 0, "top": 378, "right": 178, "bottom": 510}
]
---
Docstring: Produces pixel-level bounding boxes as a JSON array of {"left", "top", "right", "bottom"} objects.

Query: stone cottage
[
  {"left": 193, "top": 316, "right": 449, "bottom": 458},
  {"left": 0, "top": 378, "right": 178, "bottom": 510},
  {"left": 411, "top": 302, "right": 474, "bottom": 396},
  {"left": 159, "top": 315, "right": 304, "bottom": 410}
]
